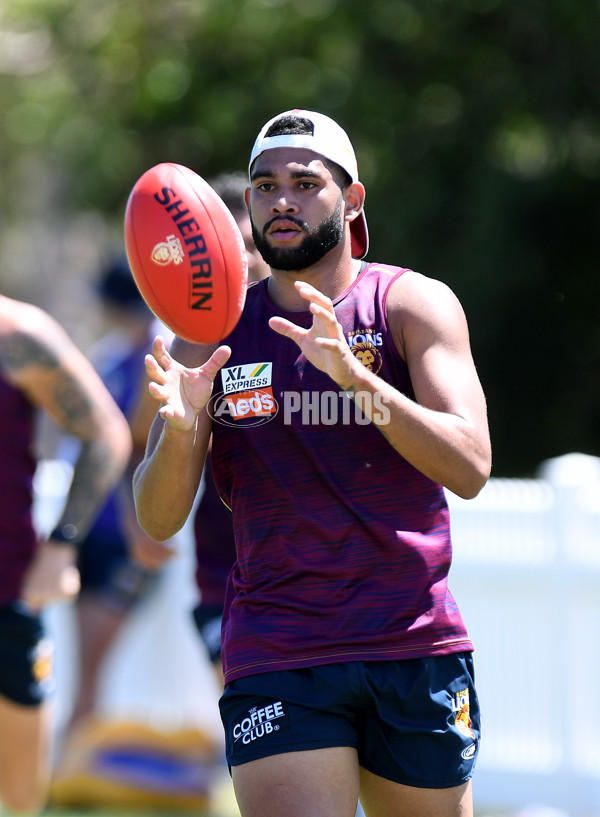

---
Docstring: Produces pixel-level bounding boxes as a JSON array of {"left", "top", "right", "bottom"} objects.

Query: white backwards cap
[{"left": 249, "top": 109, "right": 369, "bottom": 259}]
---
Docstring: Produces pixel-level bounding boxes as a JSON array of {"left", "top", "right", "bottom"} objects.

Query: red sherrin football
[{"left": 124, "top": 162, "right": 248, "bottom": 343}]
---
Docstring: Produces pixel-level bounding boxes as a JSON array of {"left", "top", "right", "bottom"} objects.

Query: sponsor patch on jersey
[
  {"left": 215, "top": 362, "right": 277, "bottom": 423},
  {"left": 224, "top": 388, "right": 276, "bottom": 419},
  {"left": 222, "top": 362, "right": 273, "bottom": 394}
]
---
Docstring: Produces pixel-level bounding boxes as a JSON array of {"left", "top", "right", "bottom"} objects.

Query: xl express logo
[
  {"left": 222, "top": 362, "right": 272, "bottom": 394},
  {"left": 209, "top": 362, "right": 278, "bottom": 427}
]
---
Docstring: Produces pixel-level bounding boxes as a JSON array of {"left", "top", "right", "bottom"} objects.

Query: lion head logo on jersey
[{"left": 350, "top": 341, "right": 383, "bottom": 375}]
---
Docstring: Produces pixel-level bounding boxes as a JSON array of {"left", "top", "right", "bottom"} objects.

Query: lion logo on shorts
[
  {"left": 452, "top": 688, "right": 475, "bottom": 739},
  {"left": 31, "top": 638, "right": 54, "bottom": 686}
]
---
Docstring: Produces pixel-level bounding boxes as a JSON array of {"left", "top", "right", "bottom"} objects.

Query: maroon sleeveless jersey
[
  {"left": 0, "top": 371, "right": 37, "bottom": 604},
  {"left": 211, "top": 263, "right": 473, "bottom": 684}
]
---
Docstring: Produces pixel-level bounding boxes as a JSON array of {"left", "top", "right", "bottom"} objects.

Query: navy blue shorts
[
  {"left": 192, "top": 604, "right": 224, "bottom": 663},
  {"left": 0, "top": 602, "right": 55, "bottom": 706},
  {"left": 219, "top": 653, "right": 480, "bottom": 789}
]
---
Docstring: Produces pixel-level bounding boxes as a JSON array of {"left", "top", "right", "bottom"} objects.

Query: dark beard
[{"left": 251, "top": 200, "right": 344, "bottom": 271}]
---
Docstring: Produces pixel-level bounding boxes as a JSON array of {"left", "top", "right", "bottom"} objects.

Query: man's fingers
[
  {"left": 145, "top": 353, "right": 169, "bottom": 385},
  {"left": 148, "top": 381, "right": 171, "bottom": 403},
  {"left": 158, "top": 404, "right": 175, "bottom": 421},
  {"left": 199, "top": 345, "right": 232, "bottom": 381},
  {"left": 152, "top": 334, "right": 169, "bottom": 359},
  {"left": 308, "top": 302, "right": 339, "bottom": 330},
  {"left": 295, "top": 281, "right": 334, "bottom": 311},
  {"left": 268, "top": 316, "right": 306, "bottom": 343},
  {"left": 314, "top": 338, "right": 342, "bottom": 351}
]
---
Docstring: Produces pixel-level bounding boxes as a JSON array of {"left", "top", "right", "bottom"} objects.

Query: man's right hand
[{"left": 145, "top": 335, "right": 232, "bottom": 432}]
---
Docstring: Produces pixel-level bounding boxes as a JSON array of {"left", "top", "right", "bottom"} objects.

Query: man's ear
[{"left": 344, "top": 181, "right": 366, "bottom": 224}]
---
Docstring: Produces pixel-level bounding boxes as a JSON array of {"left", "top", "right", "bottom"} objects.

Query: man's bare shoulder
[
  {"left": 385, "top": 270, "right": 469, "bottom": 357},
  {"left": 388, "top": 269, "right": 462, "bottom": 313}
]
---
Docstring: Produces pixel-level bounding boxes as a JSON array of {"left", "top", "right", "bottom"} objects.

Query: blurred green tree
[{"left": 1, "top": 0, "right": 599, "bottom": 475}]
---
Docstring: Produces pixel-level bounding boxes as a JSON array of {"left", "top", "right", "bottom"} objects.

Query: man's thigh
[
  {"left": 0, "top": 603, "right": 54, "bottom": 809},
  {"left": 0, "top": 693, "right": 52, "bottom": 811},
  {"left": 232, "top": 747, "right": 360, "bottom": 817},
  {"left": 230, "top": 748, "right": 471, "bottom": 817},
  {"left": 360, "top": 768, "right": 472, "bottom": 817}
]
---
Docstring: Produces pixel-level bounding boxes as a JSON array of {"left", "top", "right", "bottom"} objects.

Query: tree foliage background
[{"left": 1, "top": 0, "right": 599, "bottom": 476}]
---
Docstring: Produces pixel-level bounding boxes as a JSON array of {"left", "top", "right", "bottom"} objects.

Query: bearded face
[{"left": 251, "top": 197, "right": 345, "bottom": 272}]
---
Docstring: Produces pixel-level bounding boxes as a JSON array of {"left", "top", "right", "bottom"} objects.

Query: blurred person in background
[
  {"left": 0, "top": 291, "right": 131, "bottom": 814},
  {"left": 209, "top": 172, "right": 272, "bottom": 293},
  {"left": 61, "top": 256, "right": 176, "bottom": 732}
]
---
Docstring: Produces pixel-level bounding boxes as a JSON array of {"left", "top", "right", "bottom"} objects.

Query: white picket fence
[
  {"left": 447, "top": 453, "right": 600, "bottom": 817},
  {"left": 36, "top": 452, "right": 600, "bottom": 817}
]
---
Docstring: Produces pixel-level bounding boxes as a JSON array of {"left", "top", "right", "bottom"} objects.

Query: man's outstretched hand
[
  {"left": 269, "top": 282, "right": 358, "bottom": 391},
  {"left": 145, "top": 335, "right": 232, "bottom": 432}
]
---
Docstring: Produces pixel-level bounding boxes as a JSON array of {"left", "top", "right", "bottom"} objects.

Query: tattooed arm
[{"left": 0, "top": 296, "right": 132, "bottom": 607}]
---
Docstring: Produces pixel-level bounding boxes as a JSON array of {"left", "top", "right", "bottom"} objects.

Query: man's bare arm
[
  {"left": 0, "top": 307, "right": 132, "bottom": 540},
  {"left": 132, "top": 335, "right": 230, "bottom": 541},
  {"left": 0, "top": 298, "right": 131, "bottom": 607},
  {"left": 269, "top": 274, "right": 491, "bottom": 499}
]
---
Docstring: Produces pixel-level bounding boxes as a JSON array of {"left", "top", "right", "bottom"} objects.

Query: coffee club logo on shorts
[
  {"left": 232, "top": 701, "right": 289, "bottom": 746},
  {"left": 209, "top": 361, "right": 391, "bottom": 428}
]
